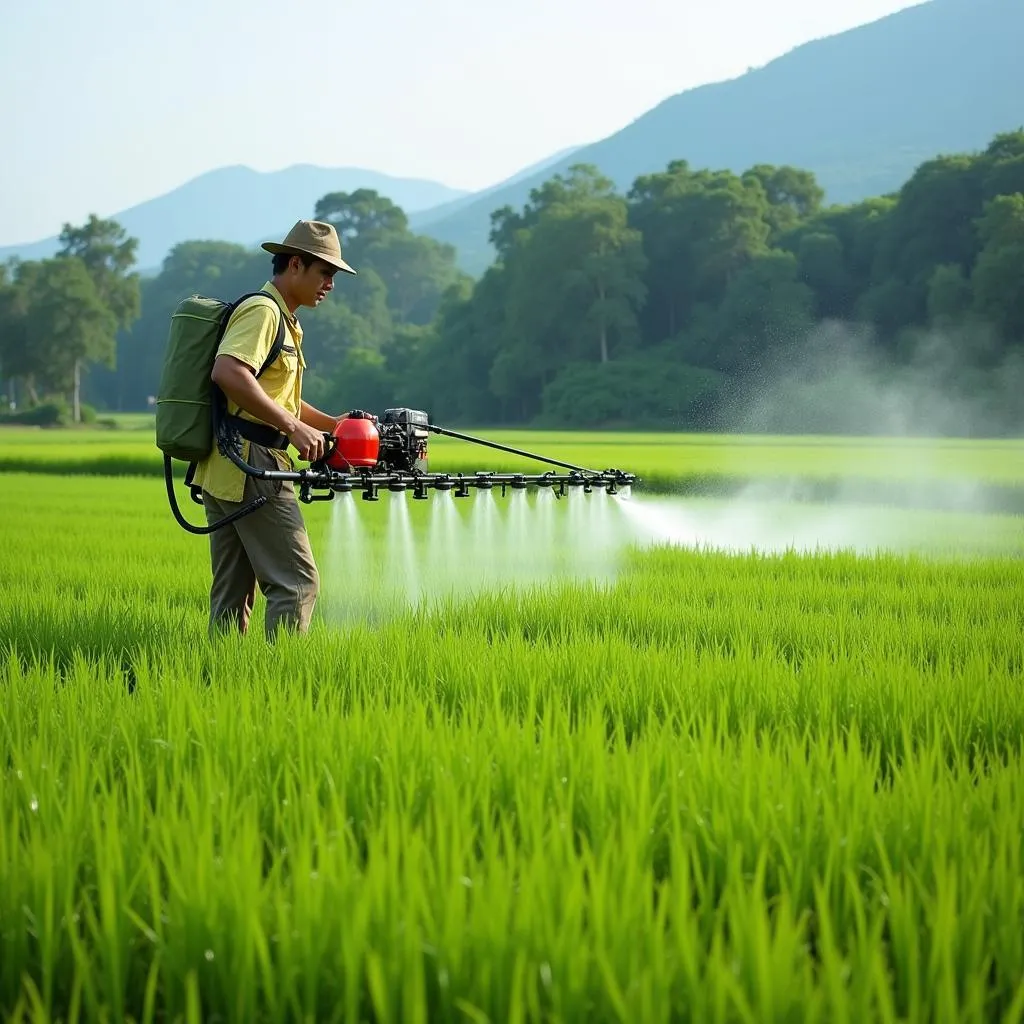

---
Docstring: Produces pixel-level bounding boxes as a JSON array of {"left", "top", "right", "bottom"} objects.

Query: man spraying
[{"left": 189, "top": 219, "right": 357, "bottom": 638}]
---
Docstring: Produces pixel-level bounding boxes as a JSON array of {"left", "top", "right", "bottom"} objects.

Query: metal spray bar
[
  {"left": 298, "top": 468, "right": 638, "bottom": 503},
  {"left": 220, "top": 443, "right": 635, "bottom": 503}
]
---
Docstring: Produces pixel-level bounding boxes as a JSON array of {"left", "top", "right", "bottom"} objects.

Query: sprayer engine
[
  {"left": 326, "top": 408, "right": 429, "bottom": 474},
  {"left": 378, "top": 408, "right": 429, "bottom": 473}
]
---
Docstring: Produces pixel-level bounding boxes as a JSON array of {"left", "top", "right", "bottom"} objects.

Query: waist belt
[{"left": 224, "top": 413, "right": 290, "bottom": 451}]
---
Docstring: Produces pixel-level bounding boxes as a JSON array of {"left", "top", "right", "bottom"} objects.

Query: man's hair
[{"left": 271, "top": 251, "right": 315, "bottom": 275}]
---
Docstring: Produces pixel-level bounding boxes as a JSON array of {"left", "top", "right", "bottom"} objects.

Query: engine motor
[{"left": 378, "top": 408, "right": 429, "bottom": 473}]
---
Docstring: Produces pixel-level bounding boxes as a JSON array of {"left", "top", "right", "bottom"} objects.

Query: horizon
[{"left": 0, "top": 0, "right": 927, "bottom": 248}]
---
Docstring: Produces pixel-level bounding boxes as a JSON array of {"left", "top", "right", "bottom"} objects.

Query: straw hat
[{"left": 261, "top": 219, "right": 357, "bottom": 275}]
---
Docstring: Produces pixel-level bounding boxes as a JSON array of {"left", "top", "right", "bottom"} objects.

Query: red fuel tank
[{"left": 327, "top": 412, "right": 379, "bottom": 470}]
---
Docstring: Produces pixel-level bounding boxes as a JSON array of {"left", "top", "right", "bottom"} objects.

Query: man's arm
[
  {"left": 299, "top": 400, "right": 341, "bottom": 432},
  {"left": 211, "top": 356, "right": 326, "bottom": 461}
]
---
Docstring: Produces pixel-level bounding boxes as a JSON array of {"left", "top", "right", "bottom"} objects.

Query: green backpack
[
  {"left": 155, "top": 290, "right": 286, "bottom": 462},
  {"left": 156, "top": 290, "right": 287, "bottom": 535}
]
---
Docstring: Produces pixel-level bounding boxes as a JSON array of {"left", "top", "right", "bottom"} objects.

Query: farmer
[{"left": 191, "top": 219, "right": 357, "bottom": 638}]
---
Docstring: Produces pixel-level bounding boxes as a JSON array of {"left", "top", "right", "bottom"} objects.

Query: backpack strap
[
  {"left": 256, "top": 299, "right": 287, "bottom": 379},
  {"left": 191, "top": 292, "right": 294, "bottom": 503},
  {"left": 222, "top": 289, "right": 288, "bottom": 378},
  {"left": 208, "top": 291, "right": 295, "bottom": 461}
]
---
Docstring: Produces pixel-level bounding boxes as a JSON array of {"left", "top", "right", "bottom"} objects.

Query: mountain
[
  {"left": 252, "top": 146, "right": 585, "bottom": 259},
  {"left": 409, "top": 145, "right": 583, "bottom": 230},
  {"left": 414, "top": 0, "right": 1024, "bottom": 275},
  {"left": 0, "top": 164, "right": 469, "bottom": 272}
]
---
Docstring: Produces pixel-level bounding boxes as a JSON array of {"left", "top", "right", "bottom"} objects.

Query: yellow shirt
[{"left": 191, "top": 281, "right": 307, "bottom": 502}]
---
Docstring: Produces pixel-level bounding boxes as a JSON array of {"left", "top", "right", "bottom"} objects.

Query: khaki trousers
[{"left": 201, "top": 444, "right": 320, "bottom": 639}]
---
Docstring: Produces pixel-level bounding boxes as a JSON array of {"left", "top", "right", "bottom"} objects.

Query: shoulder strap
[
  {"left": 208, "top": 291, "right": 289, "bottom": 454},
  {"left": 222, "top": 290, "right": 288, "bottom": 379},
  {"left": 256, "top": 301, "right": 287, "bottom": 380}
]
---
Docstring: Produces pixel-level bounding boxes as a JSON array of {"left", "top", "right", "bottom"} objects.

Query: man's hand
[{"left": 287, "top": 420, "right": 327, "bottom": 462}]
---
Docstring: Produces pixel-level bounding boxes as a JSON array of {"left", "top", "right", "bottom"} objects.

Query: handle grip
[{"left": 315, "top": 432, "right": 338, "bottom": 465}]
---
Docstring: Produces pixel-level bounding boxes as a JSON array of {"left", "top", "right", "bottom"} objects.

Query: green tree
[
  {"left": 560, "top": 199, "right": 647, "bottom": 364},
  {"left": 794, "top": 231, "right": 854, "bottom": 320},
  {"left": 628, "top": 164, "right": 772, "bottom": 343},
  {"left": 926, "top": 263, "right": 974, "bottom": 326},
  {"left": 0, "top": 262, "right": 29, "bottom": 408},
  {"left": 315, "top": 189, "right": 464, "bottom": 327},
  {"left": 362, "top": 232, "right": 464, "bottom": 326},
  {"left": 0, "top": 265, "right": 14, "bottom": 407},
  {"left": 971, "top": 193, "right": 1024, "bottom": 342},
  {"left": 314, "top": 188, "right": 408, "bottom": 258},
  {"left": 483, "top": 168, "right": 647, "bottom": 419},
  {"left": 22, "top": 257, "right": 118, "bottom": 416},
  {"left": 742, "top": 164, "right": 824, "bottom": 237},
  {"left": 709, "top": 249, "right": 816, "bottom": 373},
  {"left": 489, "top": 164, "right": 619, "bottom": 261},
  {"left": 56, "top": 215, "right": 141, "bottom": 419}
]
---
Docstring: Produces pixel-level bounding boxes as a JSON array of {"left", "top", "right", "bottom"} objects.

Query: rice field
[
  {"left": 2, "top": 424, "right": 1024, "bottom": 1022},
  {"left": 4, "top": 421, "right": 1024, "bottom": 486}
]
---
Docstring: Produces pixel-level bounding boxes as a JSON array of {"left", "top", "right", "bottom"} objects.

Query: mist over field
[{"left": 726, "top": 318, "right": 1024, "bottom": 440}]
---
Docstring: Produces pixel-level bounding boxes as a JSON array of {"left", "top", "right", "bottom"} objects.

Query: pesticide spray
[
  {"left": 302, "top": 400, "right": 1013, "bottom": 627},
  {"left": 160, "top": 385, "right": 1018, "bottom": 627},
  {"left": 322, "top": 471, "right": 635, "bottom": 625}
]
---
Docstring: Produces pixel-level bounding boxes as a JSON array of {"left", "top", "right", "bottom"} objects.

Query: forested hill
[
  {"left": 415, "top": 0, "right": 1024, "bottom": 274},
  {"left": 2, "top": 128, "right": 1022, "bottom": 438}
]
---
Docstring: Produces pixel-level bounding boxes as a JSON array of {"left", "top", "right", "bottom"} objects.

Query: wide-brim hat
[{"left": 261, "top": 219, "right": 357, "bottom": 275}]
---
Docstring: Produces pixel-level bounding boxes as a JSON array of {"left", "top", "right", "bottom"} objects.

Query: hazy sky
[{"left": 1, "top": 0, "right": 924, "bottom": 245}]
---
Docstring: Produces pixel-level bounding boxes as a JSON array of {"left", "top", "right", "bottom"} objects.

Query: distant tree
[
  {"left": 489, "top": 164, "right": 618, "bottom": 261},
  {"left": 313, "top": 189, "right": 408, "bottom": 258},
  {"left": 971, "top": 193, "right": 1024, "bottom": 342},
  {"left": 315, "top": 188, "right": 465, "bottom": 327},
  {"left": 741, "top": 164, "right": 825, "bottom": 236},
  {"left": 17, "top": 256, "right": 118, "bottom": 415},
  {"left": 559, "top": 198, "right": 647, "bottom": 364},
  {"left": 56, "top": 215, "right": 140, "bottom": 419}
]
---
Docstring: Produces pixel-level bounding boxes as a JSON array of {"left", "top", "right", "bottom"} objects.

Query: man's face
[{"left": 291, "top": 257, "right": 339, "bottom": 307}]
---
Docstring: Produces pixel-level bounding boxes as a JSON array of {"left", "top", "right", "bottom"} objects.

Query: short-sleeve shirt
[{"left": 191, "top": 281, "right": 307, "bottom": 502}]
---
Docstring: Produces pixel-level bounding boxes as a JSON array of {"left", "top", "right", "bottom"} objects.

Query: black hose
[{"left": 163, "top": 454, "right": 267, "bottom": 535}]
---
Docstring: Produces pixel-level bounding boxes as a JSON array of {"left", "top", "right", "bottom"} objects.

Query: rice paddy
[{"left": 2, "top": 423, "right": 1023, "bottom": 1022}]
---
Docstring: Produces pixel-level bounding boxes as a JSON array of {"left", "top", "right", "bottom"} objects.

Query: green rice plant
[
  {"left": 2, "top": 466, "right": 1024, "bottom": 1020},
  {"left": 3, "top": 640, "right": 1024, "bottom": 1022}
]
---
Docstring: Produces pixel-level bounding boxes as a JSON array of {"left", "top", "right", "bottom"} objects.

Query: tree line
[{"left": 2, "top": 130, "right": 1022, "bottom": 434}]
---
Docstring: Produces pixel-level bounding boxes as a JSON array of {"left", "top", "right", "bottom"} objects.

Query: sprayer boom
[
  {"left": 162, "top": 405, "right": 639, "bottom": 534},
  {"left": 227, "top": 412, "right": 637, "bottom": 505},
  {"left": 245, "top": 465, "right": 635, "bottom": 504}
]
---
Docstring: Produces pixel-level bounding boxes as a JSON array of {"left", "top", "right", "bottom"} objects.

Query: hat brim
[{"left": 261, "top": 241, "right": 357, "bottom": 275}]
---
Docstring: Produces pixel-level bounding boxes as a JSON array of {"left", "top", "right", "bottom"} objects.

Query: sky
[{"left": 1, "top": 0, "right": 926, "bottom": 246}]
